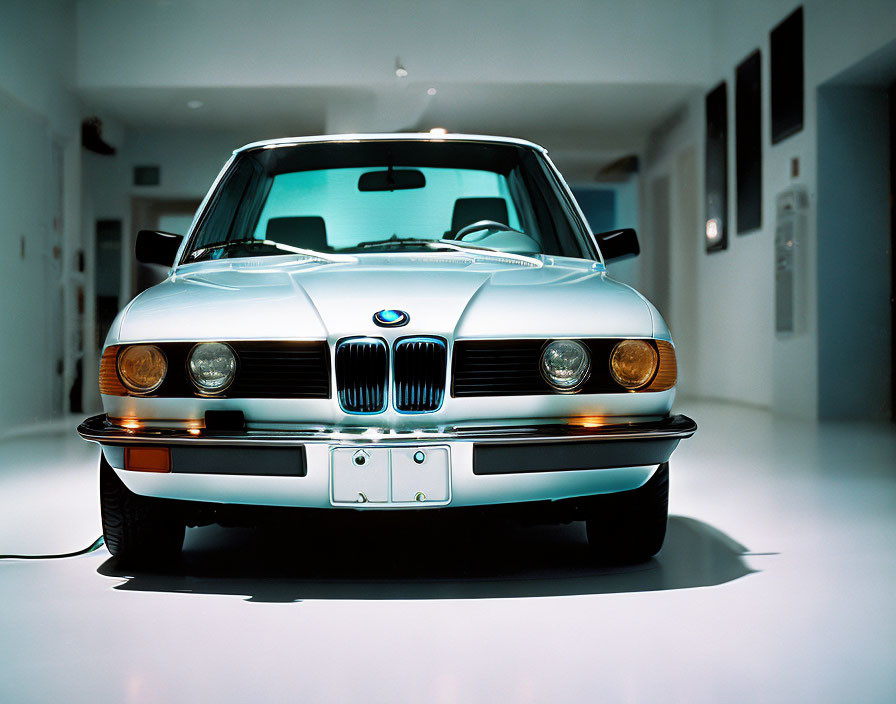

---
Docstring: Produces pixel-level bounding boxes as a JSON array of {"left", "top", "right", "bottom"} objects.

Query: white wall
[
  {"left": 0, "top": 1, "right": 81, "bottom": 432},
  {"left": 124, "top": 129, "right": 250, "bottom": 199},
  {"left": 640, "top": 0, "right": 896, "bottom": 417}
]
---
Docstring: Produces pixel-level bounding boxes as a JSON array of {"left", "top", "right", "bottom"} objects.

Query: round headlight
[
  {"left": 188, "top": 342, "right": 236, "bottom": 394},
  {"left": 540, "top": 340, "right": 591, "bottom": 391},
  {"left": 609, "top": 340, "right": 658, "bottom": 389},
  {"left": 117, "top": 345, "right": 167, "bottom": 394}
]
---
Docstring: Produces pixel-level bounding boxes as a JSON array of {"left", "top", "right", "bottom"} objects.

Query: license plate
[{"left": 330, "top": 446, "right": 450, "bottom": 506}]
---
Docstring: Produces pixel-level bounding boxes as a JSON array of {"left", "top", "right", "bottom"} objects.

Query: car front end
[{"left": 79, "top": 134, "right": 695, "bottom": 565}]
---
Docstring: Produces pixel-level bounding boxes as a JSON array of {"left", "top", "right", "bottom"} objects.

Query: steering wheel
[{"left": 450, "top": 220, "right": 519, "bottom": 241}]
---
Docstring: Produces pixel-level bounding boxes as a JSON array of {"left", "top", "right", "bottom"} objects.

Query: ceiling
[{"left": 79, "top": 81, "right": 699, "bottom": 180}]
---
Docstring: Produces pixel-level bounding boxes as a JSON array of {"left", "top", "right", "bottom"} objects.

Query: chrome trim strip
[
  {"left": 77, "top": 414, "right": 696, "bottom": 447},
  {"left": 172, "top": 154, "right": 235, "bottom": 269},
  {"left": 233, "top": 133, "right": 549, "bottom": 154},
  {"left": 541, "top": 151, "right": 605, "bottom": 267}
]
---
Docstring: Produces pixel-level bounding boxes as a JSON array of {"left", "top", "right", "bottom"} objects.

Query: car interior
[{"left": 259, "top": 197, "right": 543, "bottom": 255}]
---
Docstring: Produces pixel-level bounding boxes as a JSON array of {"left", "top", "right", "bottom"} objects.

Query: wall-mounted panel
[
  {"left": 736, "top": 50, "right": 762, "bottom": 233},
  {"left": 771, "top": 6, "right": 804, "bottom": 144}
]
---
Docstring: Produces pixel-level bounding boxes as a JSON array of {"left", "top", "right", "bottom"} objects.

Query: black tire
[
  {"left": 99, "top": 455, "right": 185, "bottom": 567},
  {"left": 585, "top": 462, "right": 669, "bottom": 563}
]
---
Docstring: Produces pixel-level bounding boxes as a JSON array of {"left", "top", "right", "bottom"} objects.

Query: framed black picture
[
  {"left": 771, "top": 6, "right": 804, "bottom": 144},
  {"left": 705, "top": 81, "right": 728, "bottom": 253},
  {"left": 736, "top": 49, "right": 762, "bottom": 233}
]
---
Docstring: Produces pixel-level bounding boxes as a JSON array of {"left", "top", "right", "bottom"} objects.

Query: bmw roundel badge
[{"left": 373, "top": 309, "right": 409, "bottom": 327}]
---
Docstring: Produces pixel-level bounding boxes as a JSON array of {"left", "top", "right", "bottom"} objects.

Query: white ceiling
[
  {"left": 74, "top": 0, "right": 711, "bottom": 180},
  {"left": 79, "top": 81, "right": 699, "bottom": 180}
]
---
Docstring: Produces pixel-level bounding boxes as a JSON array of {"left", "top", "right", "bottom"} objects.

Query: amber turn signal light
[
  {"left": 644, "top": 340, "right": 677, "bottom": 391},
  {"left": 99, "top": 346, "right": 127, "bottom": 396},
  {"left": 124, "top": 447, "right": 171, "bottom": 473}
]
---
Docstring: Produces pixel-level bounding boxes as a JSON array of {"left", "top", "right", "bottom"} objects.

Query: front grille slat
[
  {"left": 336, "top": 338, "right": 388, "bottom": 414},
  {"left": 452, "top": 340, "right": 548, "bottom": 397},
  {"left": 229, "top": 341, "right": 330, "bottom": 399},
  {"left": 393, "top": 337, "right": 446, "bottom": 413}
]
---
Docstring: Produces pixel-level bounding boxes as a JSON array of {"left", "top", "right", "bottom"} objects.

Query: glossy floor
[{"left": 1, "top": 402, "right": 894, "bottom": 703}]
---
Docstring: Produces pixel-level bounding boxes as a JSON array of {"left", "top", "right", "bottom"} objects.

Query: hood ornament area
[{"left": 373, "top": 309, "right": 409, "bottom": 327}]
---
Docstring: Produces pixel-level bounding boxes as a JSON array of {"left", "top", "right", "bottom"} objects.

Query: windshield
[{"left": 183, "top": 140, "right": 594, "bottom": 262}]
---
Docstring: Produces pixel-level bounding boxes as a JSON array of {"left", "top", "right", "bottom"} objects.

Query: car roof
[{"left": 234, "top": 133, "right": 548, "bottom": 154}]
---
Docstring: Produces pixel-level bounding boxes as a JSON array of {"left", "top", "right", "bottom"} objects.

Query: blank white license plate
[{"left": 330, "top": 446, "right": 451, "bottom": 506}]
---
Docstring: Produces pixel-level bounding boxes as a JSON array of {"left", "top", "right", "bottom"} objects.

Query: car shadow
[{"left": 97, "top": 513, "right": 759, "bottom": 602}]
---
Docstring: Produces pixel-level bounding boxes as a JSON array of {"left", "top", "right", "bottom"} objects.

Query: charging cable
[{"left": 0, "top": 536, "right": 105, "bottom": 560}]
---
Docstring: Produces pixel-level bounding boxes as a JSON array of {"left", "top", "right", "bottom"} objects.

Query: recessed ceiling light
[
  {"left": 429, "top": 127, "right": 447, "bottom": 135},
  {"left": 395, "top": 66, "right": 408, "bottom": 78},
  {"left": 186, "top": 100, "right": 204, "bottom": 109},
  {"left": 427, "top": 87, "right": 437, "bottom": 96}
]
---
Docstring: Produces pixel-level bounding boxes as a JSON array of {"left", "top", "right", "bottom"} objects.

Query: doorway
[
  {"left": 817, "top": 80, "right": 893, "bottom": 420},
  {"left": 649, "top": 176, "right": 672, "bottom": 321}
]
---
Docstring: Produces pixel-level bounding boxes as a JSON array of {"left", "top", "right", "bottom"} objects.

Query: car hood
[{"left": 113, "top": 253, "right": 656, "bottom": 343}]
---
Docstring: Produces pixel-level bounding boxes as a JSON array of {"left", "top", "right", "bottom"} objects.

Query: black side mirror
[
  {"left": 593, "top": 228, "right": 640, "bottom": 263},
  {"left": 136, "top": 230, "right": 184, "bottom": 267}
]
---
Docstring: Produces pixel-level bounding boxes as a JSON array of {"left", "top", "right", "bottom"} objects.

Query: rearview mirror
[
  {"left": 358, "top": 169, "right": 426, "bottom": 192},
  {"left": 136, "top": 230, "right": 184, "bottom": 267},
  {"left": 594, "top": 228, "right": 640, "bottom": 263}
]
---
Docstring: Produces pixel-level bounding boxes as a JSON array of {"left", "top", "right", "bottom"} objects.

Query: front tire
[
  {"left": 585, "top": 462, "right": 669, "bottom": 563},
  {"left": 99, "top": 455, "right": 185, "bottom": 566}
]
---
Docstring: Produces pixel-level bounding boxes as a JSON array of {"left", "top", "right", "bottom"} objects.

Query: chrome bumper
[
  {"left": 78, "top": 414, "right": 696, "bottom": 509},
  {"left": 77, "top": 413, "right": 696, "bottom": 446}
]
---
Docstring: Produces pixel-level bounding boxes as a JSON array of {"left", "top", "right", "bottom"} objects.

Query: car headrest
[
  {"left": 265, "top": 216, "right": 328, "bottom": 251},
  {"left": 450, "top": 197, "right": 509, "bottom": 234}
]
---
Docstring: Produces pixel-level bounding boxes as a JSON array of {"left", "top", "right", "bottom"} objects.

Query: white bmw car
[{"left": 78, "top": 133, "right": 696, "bottom": 566}]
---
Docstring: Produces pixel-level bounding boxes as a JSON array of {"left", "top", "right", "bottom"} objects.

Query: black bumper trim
[
  {"left": 473, "top": 436, "right": 680, "bottom": 475},
  {"left": 470, "top": 415, "right": 695, "bottom": 475},
  {"left": 171, "top": 446, "right": 306, "bottom": 477}
]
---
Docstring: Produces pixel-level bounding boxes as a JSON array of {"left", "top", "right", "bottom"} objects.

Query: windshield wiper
[
  {"left": 351, "top": 237, "right": 541, "bottom": 265},
  {"left": 189, "top": 238, "right": 346, "bottom": 263},
  {"left": 189, "top": 238, "right": 273, "bottom": 261},
  {"left": 355, "top": 237, "right": 505, "bottom": 253},
  {"left": 355, "top": 237, "right": 436, "bottom": 250}
]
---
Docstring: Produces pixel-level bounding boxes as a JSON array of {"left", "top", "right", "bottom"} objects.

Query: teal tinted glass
[
  {"left": 251, "top": 167, "right": 521, "bottom": 248},
  {"left": 185, "top": 140, "right": 592, "bottom": 261}
]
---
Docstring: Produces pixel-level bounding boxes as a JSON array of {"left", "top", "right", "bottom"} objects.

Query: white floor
[{"left": 1, "top": 401, "right": 894, "bottom": 703}]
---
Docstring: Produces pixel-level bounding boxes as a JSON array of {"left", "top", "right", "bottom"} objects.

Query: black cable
[{"left": 0, "top": 536, "right": 105, "bottom": 560}]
